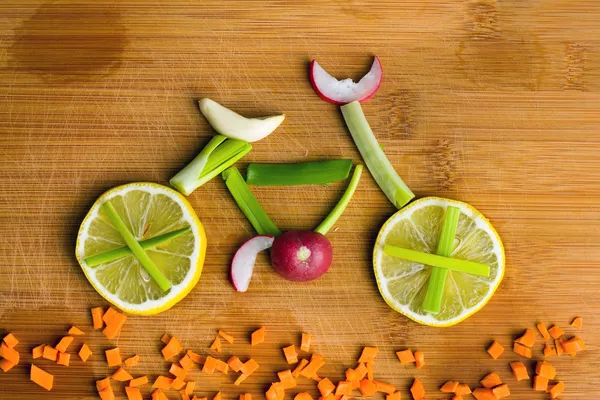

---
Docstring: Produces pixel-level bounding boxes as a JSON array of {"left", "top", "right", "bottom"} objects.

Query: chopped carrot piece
[
  {"left": 335, "top": 381, "right": 352, "bottom": 396},
  {"left": 510, "top": 361, "right": 529, "bottom": 381},
  {"left": 234, "top": 373, "right": 248, "bottom": 385},
  {"left": 375, "top": 380, "right": 396, "bottom": 394},
  {"left": 91, "top": 307, "right": 104, "bottom": 329},
  {"left": 125, "top": 354, "right": 140, "bottom": 368},
  {"left": 492, "top": 384, "right": 510, "bottom": 399},
  {"left": 543, "top": 344, "right": 555, "bottom": 357},
  {"left": 214, "top": 392, "right": 223, "bottom": 400},
  {"left": 278, "top": 369, "right": 297, "bottom": 389},
  {"left": 78, "top": 343, "right": 92, "bottom": 362},
  {"left": 366, "top": 361, "right": 374, "bottom": 381},
  {"left": 240, "top": 358, "right": 259, "bottom": 376},
  {"left": 103, "top": 312, "right": 127, "bottom": 340},
  {"left": 318, "top": 378, "right": 336, "bottom": 396},
  {"left": 486, "top": 340, "right": 504, "bottom": 359},
  {"left": 251, "top": 327, "right": 266, "bottom": 346},
  {"left": 513, "top": 342, "right": 532, "bottom": 358},
  {"left": 292, "top": 358, "right": 309, "bottom": 378},
  {"left": 152, "top": 389, "right": 169, "bottom": 400},
  {"left": 451, "top": 396, "right": 463, "bottom": 400},
  {"left": 410, "top": 378, "right": 425, "bottom": 400},
  {"left": 171, "top": 377, "right": 186, "bottom": 390},
  {"left": 170, "top": 363, "right": 186, "bottom": 379},
  {"left": 57, "top": 352, "right": 70, "bottom": 366},
  {"left": 3, "top": 333, "right": 18, "bottom": 349},
  {"left": 355, "top": 362, "right": 368, "bottom": 379},
  {"left": 68, "top": 326, "right": 85, "bottom": 336},
  {"left": 30, "top": 364, "right": 53, "bottom": 391},
  {"left": 537, "top": 323, "right": 550, "bottom": 340},
  {"left": 129, "top": 376, "right": 149, "bottom": 387},
  {"left": 548, "top": 325, "right": 564, "bottom": 339},
  {"left": 209, "top": 337, "right": 222, "bottom": 353},
  {"left": 359, "top": 379, "right": 378, "bottom": 396},
  {"left": 386, "top": 392, "right": 401, "bottom": 400},
  {"left": 152, "top": 376, "right": 174, "bottom": 390},
  {"left": 413, "top": 350, "right": 424, "bottom": 369},
  {"left": 349, "top": 378, "right": 359, "bottom": 388},
  {"left": 162, "top": 336, "right": 183, "bottom": 360},
  {"left": 0, "top": 343, "right": 19, "bottom": 365},
  {"left": 555, "top": 339, "right": 564, "bottom": 356},
  {"left": 480, "top": 373, "right": 502, "bottom": 388},
  {"left": 178, "top": 354, "right": 194, "bottom": 371},
  {"left": 193, "top": 397, "right": 208, "bottom": 400},
  {"left": 105, "top": 347, "right": 122, "bottom": 367},
  {"left": 345, "top": 368, "right": 358, "bottom": 381},
  {"left": 32, "top": 344, "right": 45, "bottom": 359},
  {"left": 125, "top": 386, "right": 143, "bottom": 400},
  {"left": 300, "top": 355, "right": 325, "bottom": 378},
  {"left": 534, "top": 375, "right": 549, "bottom": 391},
  {"left": 396, "top": 349, "right": 415, "bottom": 364},
  {"left": 358, "top": 347, "right": 378, "bottom": 363},
  {"left": 202, "top": 356, "right": 218, "bottom": 374},
  {"left": 472, "top": 388, "right": 496, "bottom": 400},
  {"left": 266, "top": 384, "right": 284, "bottom": 400},
  {"left": 185, "top": 381, "right": 196, "bottom": 395},
  {"left": 42, "top": 345, "right": 57, "bottom": 362},
  {"left": 283, "top": 345, "right": 298, "bottom": 364},
  {"left": 455, "top": 383, "right": 471, "bottom": 395},
  {"left": 440, "top": 381, "right": 460, "bottom": 393},
  {"left": 99, "top": 387, "right": 116, "bottom": 400},
  {"left": 562, "top": 336, "right": 584, "bottom": 355},
  {"left": 515, "top": 329, "right": 536, "bottom": 347},
  {"left": 300, "top": 333, "right": 312, "bottom": 352},
  {"left": 215, "top": 359, "right": 229, "bottom": 374},
  {"left": 180, "top": 389, "right": 192, "bottom": 400},
  {"left": 571, "top": 317, "right": 583, "bottom": 328},
  {"left": 549, "top": 381, "right": 564, "bottom": 399},
  {"left": 295, "top": 393, "right": 313, "bottom": 400},
  {"left": 113, "top": 367, "right": 133, "bottom": 381},
  {"left": 576, "top": 336, "right": 586, "bottom": 350},
  {"left": 226, "top": 356, "right": 243, "bottom": 372},
  {"left": 0, "top": 359, "right": 16, "bottom": 372},
  {"left": 55, "top": 336, "right": 74, "bottom": 353},
  {"left": 97, "top": 377, "right": 111, "bottom": 391},
  {"left": 536, "top": 361, "right": 556, "bottom": 379},
  {"left": 218, "top": 330, "right": 235, "bottom": 344},
  {"left": 187, "top": 350, "right": 205, "bottom": 364},
  {"left": 102, "top": 307, "right": 118, "bottom": 323},
  {"left": 161, "top": 333, "right": 171, "bottom": 344}
]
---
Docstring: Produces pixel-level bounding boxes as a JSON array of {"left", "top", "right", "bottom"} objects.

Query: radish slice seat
[
  {"left": 231, "top": 235, "right": 275, "bottom": 292},
  {"left": 309, "top": 57, "right": 383, "bottom": 105}
]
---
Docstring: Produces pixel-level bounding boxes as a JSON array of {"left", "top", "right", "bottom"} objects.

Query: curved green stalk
[{"left": 246, "top": 160, "right": 353, "bottom": 186}]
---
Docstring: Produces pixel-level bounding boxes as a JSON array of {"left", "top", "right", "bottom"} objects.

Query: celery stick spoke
[{"left": 246, "top": 160, "right": 353, "bottom": 186}]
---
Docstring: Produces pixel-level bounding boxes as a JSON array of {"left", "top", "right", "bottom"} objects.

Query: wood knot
[
  {"left": 468, "top": 0, "right": 499, "bottom": 39},
  {"left": 428, "top": 139, "right": 459, "bottom": 191},
  {"left": 564, "top": 43, "right": 585, "bottom": 91}
]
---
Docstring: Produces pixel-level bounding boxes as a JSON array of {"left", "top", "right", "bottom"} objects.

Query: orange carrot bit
[
  {"left": 300, "top": 333, "right": 312, "bottom": 352},
  {"left": 480, "top": 373, "right": 502, "bottom": 389},
  {"left": 99, "top": 387, "right": 116, "bottom": 400},
  {"left": 152, "top": 388, "right": 169, "bottom": 400},
  {"left": 543, "top": 344, "right": 556, "bottom": 357},
  {"left": 515, "top": 328, "right": 536, "bottom": 347},
  {"left": 152, "top": 376, "right": 174, "bottom": 390},
  {"left": 294, "top": 393, "right": 313, "bottom": 400},
  {"left": 32, "top": 344, "right": 45, "bottom": 359},
  {"left": 292, "top": 359, "right": 309, "bottom": 378},
  {"left": 345, "top": 368, "right": 358, "bottom": 382},
  {"left": 385, "top": 391, "right": 401, "bottom": 400},
  {"left": 549, "top": 381, "right": 565, "bottom": 399},
  {"left": 571, "top": 317, "right": 583, "bottom": 328},
  {"left": 414, "top": 350, "right": 425, "bottom": 369},
  {"left": 161, "top": 333, "right": 171, "bottom": 344},
  {"left": 180, "top": 389, "right": 192, "bottom": 400},
  {"left": 125, "top": 354, "right": 140, "bottom": 368},
  {"left": 218, "top": 330, "right": 235, "bottom": 344},
  {"left": 193, "top": 397, "right": 208, "bottom": 400},
  {"left": 278, "top": 369, "right": 297, "bottom": 389},
  {"left": 125, "top": 386, "right": 143, "bottom": 400},
  {"left": 455, "top": 383, "right": 471, "bottom": 395},
  {"left": 410, "top": 378, "right": 425, "bottom": 400},
  {"left": 30, "top": 364, "right": 53, "bottom": 391},
  {"left": 548, "top": 325, "right": 564, "bottom": 339},
  {"left": 57, "top": 352, "right": 70, "bottom": 366},
  {"left": 97, "top": 377, "right": 111, "bottom": 391},
  {"left": 335, "top": 381, "right": 352, "bottom": 396},
  {"left": 215, "top": 359, "right": 229, "bottom": 374},
  {"left": 214, "top": 391, "right": 223, "bottom": 400},
  {"left": 283, "top": 345, "right": 298, "bottom": 364},
  {"left": 185, "top": 381, "right": 196, "bottom": 395},
  {"left": 320, "top": 395, "right": 335, "bottom": 400},
  {"left": 440, "top": 381, "right": 459, "bottom": 393},
  {"left": 209, "top": 337, "right": 222, "bottom": 353},
  {"left": 536, "top": 361, "right": 556, "bottom": 379},
  {"left": 42, "top": 345, "right": 58, "bottom": 362},
  {"left": 472, "top": 388, "right": 496, "bottom": 400},
  {"left": 300, "top": 355, "right": 325, "bottom": 379},
  {"left": 55, "top": 336, "right": 74, "bottom": 353},
  {"left": 266, "top": 383, "right": 285, "bottom": 400},
  {"left": 0, "top": 343, "right": 19, "bottom": 365},
  {"left": 358, "top": 347, "right": 379, "bottom": 363},
  {"left": 396, "top": 349, "right": 415, "bottom": 364},
  {"left": 227, "top": 356, "right": 243, "bottom": 372},
  {"left": 240, "top": 358, "right": 259, "bottom": 376},
  {"left": 234, "top": 373, "right": 248, "bottom": 386},
  {"left": 533, "top": 375, "right": 549, "bottom": 391},
  {"left": 251, "top": 327, "right": 266, "bottom": 346},
  {"left": 562, "top": 336, "right": 584, "bottom": 355},
  {"left": 162, "top": 336, "right": 183, "bottom": 361},
  {"left": 355, "top": 363, "right": 368, "bottom": 380},
  {"left": 91, "top": 307, "right": 104, "bottom": 330},
  {"left": 2, "top": 333, "right": 18, "bottom": 349},
  {"left": 359, "top": 379, "right": 378, "bottom": 396},
  {"left": 555, "top": 339, "right": 564, "bottom": 356},
  {"left": 68, "top": 326, "right": 85, "bottom": 336},
  {"left": 102, "top": 307, "right": 118, "bottom": 324},
  {"left": 492, "top": 384, "right": 510, "bottom": 399},
  {"left": 105, "top": 347, "right": 122, "bottom": 367},
  {"left": 318, "top": 378, "right": 336, "bottom": 396},
  {"left": 513, "top": 342, "right": 532, "bottom": 359},
  {"left": 510, "top": 361, "right": 529, "bottom": 381},
  {"left": 171, "top": 377, "right": 186, "bottom": 390},
  {"left": 113, "top": 367, "right": 133, "bottom": 381},
  {"left": 486, "top": 340, "right": 504, "bottom": 360},
  {"left": 103, "top": 311, "right": 127, "bottom": 340},
  {"left": 349, "top": 378, "right": 359, "bottom": 389},
  {"left": 0, "top": 359, "right": 16, "bottom": 372},
  {"left": 537, "top": 323, "right": 550, "bottom": 340},
  {"left": 375, "top": 380, "right": 396, "bottom": 394},
  {"left": 178, "top": 354, "right": 194, "bottom": 371},
  {"left": 170, "top": 363, "right": 187, "bottom": 379},
  {"left": 187, "top": 350, "right": 205, "bottom": 365},
  {"left": 129, "top": 376, "right": 149, "bottom": 387},
  {"left": 451, "top": 396, "right": 463, "bottom": 400},
  {"left": 366, "top": 361, "right": 374, "bottom": 381},
  {"left": 78, "top": 343, "right": 92, "bottom": 362}
]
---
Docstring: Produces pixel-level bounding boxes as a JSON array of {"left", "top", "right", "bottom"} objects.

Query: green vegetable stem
[
  {"left": 383, "top": 245, "right": 489, "bottom": 276},
  {"left": 246, "top": 160, "right": 353, "bottom": 186}
]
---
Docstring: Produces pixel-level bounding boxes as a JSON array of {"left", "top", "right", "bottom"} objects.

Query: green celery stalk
[
  {"left": 103, "top": 201, "right": 171, "bottom": 292},
  {"left": 222, "top": 166, "right": 281, "bottom": 236},
  {"left": 423, "top": 206, "right": 460, "bottom": 314},
  {"left": 383, "top": 245, "right": 489, "bottom": 277},
  {"left": 246, "top": 159, "right": 353, "bottom": 186},
  {"left": 170, "top": 136, "right": 252, "bottom": 196},
  {"left": 84, "top": 227, "right": 190, "bottom": 267},
  {"left": 315, "top": 165, "right": 363, "bottom": 235},
  {"left": 340, "top": 101, "right": 415, "bottom": 209}
]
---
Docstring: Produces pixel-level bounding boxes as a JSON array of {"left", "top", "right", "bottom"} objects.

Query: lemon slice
[
  {"left": 373, "top": 197, "right": 504, "bottom": 326},
  {"left": 75, "top": 183, "right": 206, "bottom": 315}
]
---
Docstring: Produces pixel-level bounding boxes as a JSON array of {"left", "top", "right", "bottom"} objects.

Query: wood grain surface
[{"left": 0, "top": 1, "right": 599, "bottom": 399}]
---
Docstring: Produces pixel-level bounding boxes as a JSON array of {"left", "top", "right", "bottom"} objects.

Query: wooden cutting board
[{"left": 0, "top": 1, "right": 598, "bottom": 399}]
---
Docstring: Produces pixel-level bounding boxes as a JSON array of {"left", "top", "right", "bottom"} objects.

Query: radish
[
  {"left": 231, "top": 235, "right": 275, "bottom": 292},
  {"left": 309, "top": 56, "right": 383, "bottom": 105},
  {"left": 270, "top": 231, "right": 333, "bottom": 282}
]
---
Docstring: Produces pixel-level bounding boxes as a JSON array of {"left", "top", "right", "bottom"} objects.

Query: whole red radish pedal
[{"left": 270, "top": 231, "right": 333, "bottom": 282}]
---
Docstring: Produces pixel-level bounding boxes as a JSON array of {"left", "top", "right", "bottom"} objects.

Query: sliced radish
[
  {"left": 309, "top": 57, "right": 383, "bottom": 105},
  {"left": 231, "top": 235, "right": 275, "bottom": 292}
]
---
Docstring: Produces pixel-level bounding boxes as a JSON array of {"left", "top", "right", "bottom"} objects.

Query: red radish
[
  {"left": 309, "top": 56, "right": 382, "bottom": 105},
  {"left": 270, "top": 231, "right": 333, "bottom": 282},
  {"left": 231, "top": 235, "right": 275, "bottom": 292}
]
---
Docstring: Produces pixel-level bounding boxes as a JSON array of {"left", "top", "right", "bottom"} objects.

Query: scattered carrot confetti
[
  {"left": 359, "top": 379, "right": 378, "bottom": 396},
  {"left": 571, "top": 317, "right": 583, "bottom": 328},
  {"left": 318, "top": 378, "right": 336, "bottom": 396},
  {"left": 562, "top": 336, "right": 585, "bottom": 355},
  {"left": 534, "top": 375, "right": 549, "bottom": 391},
  {"left": 214, "top": 391, "right": 223, "bottom": 400},
  {"left": 440, "top": 381, "right": 459, "bottom": 393},
  {"left": 0, "top": 359, "right": 16, "bottom": 372},
  {"left": 543, "top": 343, "right": 556, "bottom": 357},
  {"left": 30, "top": 364, "right": 53, "bottom": 391},
  {"left": 300, "top": 354, "right": 325, "bottom": 378},
  {"left": 335, "top": 381, "right": 352, "bottom": 396},
  {"left": 510, "top": 361, "right": 529, "bottom": 381},
  {"left": 486, "top": 340, "right": 504, "bottom": 359},
  {"left": 515, "top": 328, "right": 536, "bottom": 347},
  {"left": 105, "top": 347, "right": 122, "bottom": 367},
  {"left": 396, "top": 349, "right": 415, "bottom": 364},
  {"left": 91, "top": 307, "right": 104, "bottom": 329},
  {"left": 513, "top": 342, "right": 532, "bottom": 358},
  {"left": 3, "top": 333, "right": 18, "bottom": 349},
  {"left": 152, "top": 388, "right": 169, "bottom": 400},
  {"left": 234, "top": 373, "right": 248, "bottom": 386},
  {"left": 162, "top": 336, "right": 183, "bottom": 360},
  {"left": 68, "top": 326, "right": 85, "bottom": 336},
  {"left": 178, "top": 354, "right": 194, "bottom": 371},
  {"left": 537, "top": 323, "right": 550, "bottom": 340},
  {"left": 210, "top": 337, "right": 222, "bottom": 353},
  {"left": 125, "top": 386, "right": 143, "bottom": 400},
  {"left": 355, "top": 362, "right": 368, "bottom": 379},
  {"left": 472, "top": 388, "right": 496, "bottom": 400},
  {"left": 549, "top": 381, "right": 565, "bottom": 398},
  {"left": 555, "top": 339, "right": 564, "bottom": 356},
  {"left": 278, "top": 369, "right": 297, "bottom": 389},
  {"left": 172, "top": 377, "right": 186, "bottom": 390},
  {"left": 480, "top": 373, "right": 502, "bottom": 388},
  {"left": 161, "top": 333, "right": 171, "bottom": 344},
  {"left": 113, "top": 367, "right": 133, "bottom": 381},
  {"left": 251, "top": 327, "right": 266, "bottom": 346},
  {"left": 226, "top": 356, "right": 243, "bottom": 372},
  {"left": 103, "top": 311, "right": 127, "bottom": 340},
  {"left": 32, "top": 344, "right": 44, "bottom": 359},
  {"left": 375, "top": 380, "right": 396, "bottom": 394},
  {"left": 536, "top": 361, "right": 556, "bottom": 379},
  {"left": 455, "top": 383, "right": 471, "bottom": 395},
  {"left": 187, "top": 350, "right": 205, "bottom": 364},
  {"left": 294, "top": 392, "right": 312, "bottom": 400},
  {"left": 96, "top": 377, "right": 111, "bottom": 391},
  {"left": 215, "top": 359, "right": 229, "bottom": 374},
  {"left": 266, "top": 384, "right": 284, "bottom": 400},
  {"left": 240, "top": 358, "right": 259, "bottom": 376},
  {"left": 300, "top": 333, "right": 312, "bottom": 352},
  {"left": 102, "top": 307, "right": 118, "bottom": 323},
  {"left": 283, "top": 345, "right": 298, "bottom": 364},
  {"left": 386, "top": 392, "right": 401, "bottom": 400},
  {"left": 218, "top": 330, "right": 235, "bottom": 344},
  {"left": 42, "top": 346, "right": 58, "bottom": 362},
  {"left": 548, "top": 325, "right": 564, "bottom": 339},
  {"left": 186, "top": 381, "right": 196, "bottom": 395},
  {"left": 125, "top": 354, "right": 140, "bottom": 368},
  {"left": 203, "top": 356, "right": 218, "bottom": 374},
  {"left": 366, "top": 361, "right": 374, "bottom": 381},
  {"left": 414, "top": 350, "right": 424, "bottom": 369},
  {"left": 410, "top": 378, "right": 425, "bottom": 400},
  {"left": 129, "top": 376, "right": 149, "bottom": 387},
  {"left": 57, "top": 352, "right": 70, "bottom": 366},
  {"left": 358, "top": 347, "right": 378, "bottom": 363},
  {"left": 55, "top": 336, "right": 74, "bottom": 353},
  {"left": 78, "top": 343, "right": 92, "bottom": 362},
  {"left": 492, "top": 384, "right": 510, "bottom": 399},
  {"left": 292, "top": 359, "right": 309, "bottom": 378},
  {"left": 99, "top": 387, "right": 116, "bottom": 400},
  {"left": 152, "top": 376, "right": 174, "bottom": 390}
]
